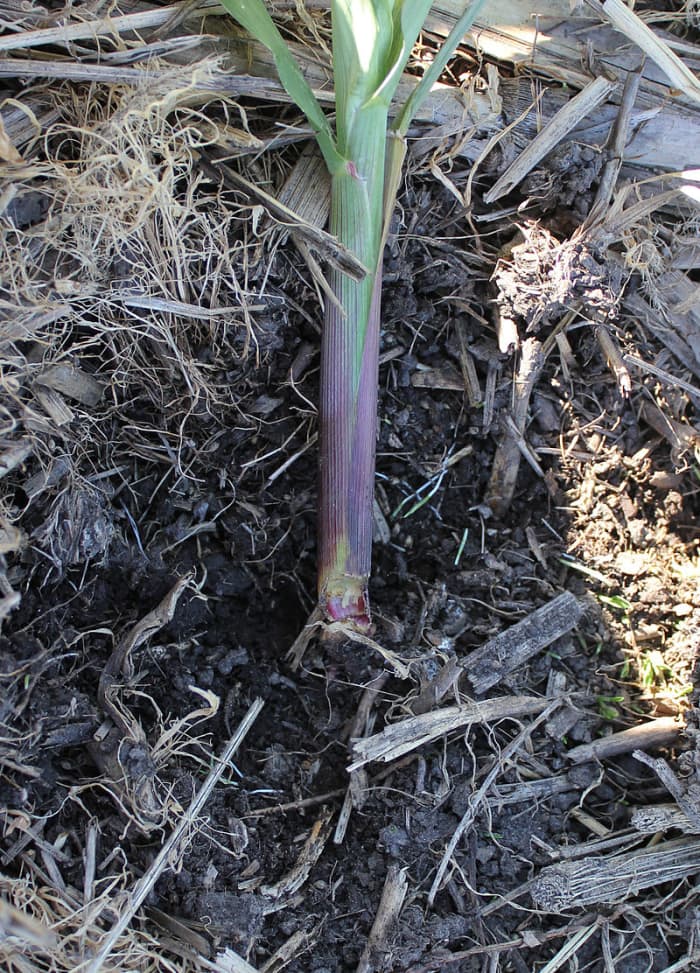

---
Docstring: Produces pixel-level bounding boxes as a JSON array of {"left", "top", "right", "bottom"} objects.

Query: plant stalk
[{"left": 317, "top": 111, "right": 388, "bottom": 629}]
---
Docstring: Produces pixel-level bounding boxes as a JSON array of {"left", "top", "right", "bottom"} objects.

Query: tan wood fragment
[
  {"left": 260, "top": 924, "right": 321, "bottom": 973},
  {"left": 532, "top": 837, "right": 700, "bottom": 912},
  {"left": 566, "top": 717, "right": 681, "bottom": 764},
  {"left": 261, "top": 808, "right": 333, "bottom": 912},
  {"left": 597, "top": 0, "right": 700, "bottom": 106},
  {"left": 463, "top": 591, "right": 584, "bottom": 695},
  {"left": 411, "top": 365, "right": 464, "bottom": 391},
  {"left": 485, "top": 337, "right": 545, "bottom": 517},
  {"left": 214, "top": 948, "right": 262, "bottom": 973},
  {"left": 355, "top": 865, "right": 408, "bottom": 973},
  {"left": 349, "top": 695, "right": 553, "bottom": 771}
]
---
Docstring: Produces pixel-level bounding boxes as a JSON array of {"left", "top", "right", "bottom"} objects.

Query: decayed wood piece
[
  {"left": 632, "top": 803, "right": 700, "bottom": 836},
  {"left": 213, "top": 948, "right": 261, "bottom": 973},
  {"left": 484, "top": 337, "right": 545, "bottom": 518},
  {"left": 532, "top": 837, "right": 700, "bottom": 912},
  {"left": 260, "top": 807, "right": 333, "bottom": 913},
  {"left": 356, "top": 865, "right": 408, "bottom": 973},
  {"left": 490, "top": 774, "right": 578, "bottom": 807},
  {"left": 595, "top": 0, "right": 700, "bottom": 106},
  {"left": 463, "top": 591, "right": 583, "bottom": 695},
  {"left": 275, "top": 143, "right": 331, "bottom": 245},
  {"left": 3, "top": 1, "right": 699, "bottom": 174},
  {"left": 566, "top": 716, "right": 682, "bottom": 764},
  {"left": 259, "top": 924, "right": 322, "bottom": 973},
  {"left": 349, "top": 695, "right": 553, "bottom": 771}
]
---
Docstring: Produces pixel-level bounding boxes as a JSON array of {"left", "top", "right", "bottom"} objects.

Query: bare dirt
[{"left": 1, "top": 8, "right": 700, "bottom": 973}]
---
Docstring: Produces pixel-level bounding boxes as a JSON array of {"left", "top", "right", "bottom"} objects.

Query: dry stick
[
  {"left": 260, "top": 808, "right": 333, "bottom": 913},
  {"left": 597, "top": 327, "right": 631, "bottom": 399},
  {"left": 260, "top": 923, "right": 321, "bottom": 973},
  {"left": 531, "top": 836, "right": 700, "bottom": 913},
  {"left": 464, "top": 591, "right": 583, "bottom": 696},
  {"left": 350, "top": 695, "right": 553, "bottom": 771},
  {"left": 356, "top": 864, "right": 408, "bottom": 973},
  {"left": 83, "top": 698, "right": 264, "bottom": 973},
  {"left": 428, "top": 700, "right": 561, "bottom": 906},
  {"left": 483, "top": 76, "right": 616, "bottom": 204},
  {"left": 213, "top": 948, "right": 261, "bottom": 973},
  {"left": 589, "top": 0, "right": 700, "bottom": 105},
  {"left": 581, "top": 64, "right": 643, "bottom": 235},
  {"left": 0, "top": 1, "right": 221, "bottom": 52},
  {"left": 566, "top": 716, "right": 682, "bottom": 765},
  {"left": 485, "top": 337, "right": 545, "bottom": 518},
  {"left": 633, "top": 749, "right": 700, "bottom": 833}
]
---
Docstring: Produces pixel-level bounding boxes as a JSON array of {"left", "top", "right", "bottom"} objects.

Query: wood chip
[
  {"left": 464, "top": 591, "right": 584, "bottom": 695},
  {"left": 484, "top": 77, "right": 616, "bottom": 204},
  {"left": 631, "top": 803, "right": 700, "bottom": 836},
  {"left": 260, "top": 808, "right": 333, "bottom": 912}
]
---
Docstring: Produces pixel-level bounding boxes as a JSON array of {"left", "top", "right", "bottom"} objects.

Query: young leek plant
[{"left": 220, "top": 0, "right": 486, "bottom": 630}]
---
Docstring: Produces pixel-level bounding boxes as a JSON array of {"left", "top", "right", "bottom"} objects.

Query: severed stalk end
[{"left": 320, "top": 575, "right": 372, "bottom": 632}]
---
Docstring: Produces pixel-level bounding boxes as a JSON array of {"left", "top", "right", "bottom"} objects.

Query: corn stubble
[{"left": 220, "top": 0, "right": 486, "bottom": 630}]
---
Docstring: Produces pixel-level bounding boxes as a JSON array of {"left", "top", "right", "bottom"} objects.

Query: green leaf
[
  {"left": 220, "top": 0, "right": 342, "bottom": 170},
  {"left": 395, "top": 0, "right": 488, "bottom": 136}
]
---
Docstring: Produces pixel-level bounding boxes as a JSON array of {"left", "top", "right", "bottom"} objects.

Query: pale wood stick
[
  {"left": 349, "top": 695, "right": 554, "bottom": 771},
  {"left": 356, "top": 865, "right": 408, "bottom": 973},
  {"left": 566, "top": 717, "right": 681, "bottom": 764}
]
